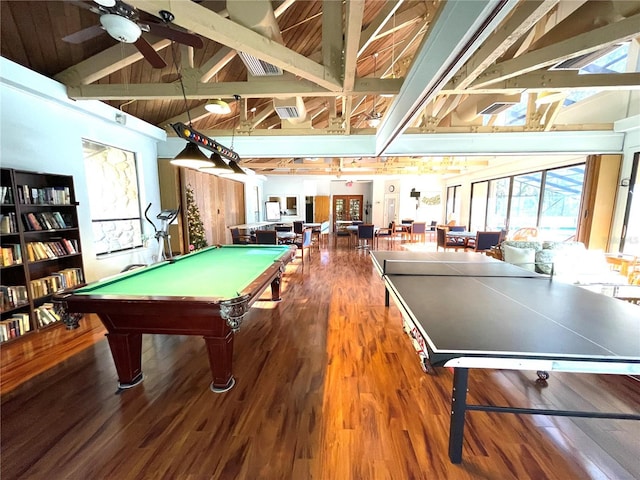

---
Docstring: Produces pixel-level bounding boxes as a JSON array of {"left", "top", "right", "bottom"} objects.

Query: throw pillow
[
  {"left": 535, "top": 249, "right": 556, "bottom": 274},
  {"left": 502, "top": 244, "right": 536, "bottom": 272}
]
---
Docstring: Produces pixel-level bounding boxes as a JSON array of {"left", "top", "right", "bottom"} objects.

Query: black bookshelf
[{"left": 0, "top": 168, "right": 85, "bottom": 343}]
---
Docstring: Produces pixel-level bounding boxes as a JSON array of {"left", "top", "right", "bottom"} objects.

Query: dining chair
[
  {"left": 293, "top": 221, "right": 304, "bottom": 243},
  {"left": 317, "top": 220, "right": 330, "bottom": 248},
  {"left": 468, "top": 231, "right": 502, "bottom": 252},
  {"left": 295, "top": 228, "right": 313, "bottom": 266},
  {"left": 436, "top": 227, "right": 464, "bottom": 251},
  {"left": 427, "top": 220, "right": 437, "bottom": 241},
  {"left": 375, "top": 221, "right": 396, "bottom": 249},
  {"left": 230, "top": 227, "right": 251, "bottom": 245},
  {"left": 410, "top": 222, "right": 427, "bottom": 243},
  {"left": 255, "top": 230, "right": 278, "bottom": 244},
  {"left": 357, "top": 224, "right": 375, "bottom": 249},
  {"left": 275, "top": 225, "right": 292, "bottom": 232}
]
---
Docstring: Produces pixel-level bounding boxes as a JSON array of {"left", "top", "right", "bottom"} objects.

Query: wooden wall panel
[
  {"left": 178, "top": 168, "right": 246, "bottom": 247},
  {"left": 577, "top": 154, "right": 621, "bottom": 250},
  {"left": 157, "top": 159, "right": 183, "bottom": 254}
]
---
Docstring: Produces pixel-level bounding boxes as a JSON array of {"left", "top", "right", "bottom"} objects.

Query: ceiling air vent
[
  {"left": 273, "top": 97, "right": 305, "bottom": 119},
  {"left": 275, "top": 106, "right": 300, "bottom": 119},
  {"left": 478, "top": 102, "right": 517, "bottom": 115},
  {"left": 237, "top": 51, "right": 283, "bottom": 76}
]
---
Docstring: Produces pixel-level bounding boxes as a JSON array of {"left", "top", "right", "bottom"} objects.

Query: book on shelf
[
  {"left": 0, "top": 313, "right": 31, "bottom": 342},
  {"left": 52, "top": 211, "right": 68, "bottom": 228},
  {"left": 29, "top": 267, "right": 84, "bottom": 299},
  {"left": 23, "top": 213, "right": 43, "bottom": 231},
  {"left": 35, "top": 303, "right": 61, "bottom": 328},
  {"left": 17, "top": 185, "right": 71, "bottom": 205},
  {"left": 0, "top": 285, "right": 28, "bottom": 310},
  {"left": 0, "top": 186, "right": 14, "bottom": 204},
  {"left": 0, "top": 245, "right": 22, "bottom": 266},
  {"left": 1, "top": 213, "right": 17, "bottom": 233},
  {"left": 25, "top": 240, "right": 78, "bottom": 261}
]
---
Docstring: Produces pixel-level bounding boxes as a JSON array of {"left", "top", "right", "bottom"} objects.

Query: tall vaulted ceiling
[{"left": 1, "top": 0, "right": 639, "bottom": 176}]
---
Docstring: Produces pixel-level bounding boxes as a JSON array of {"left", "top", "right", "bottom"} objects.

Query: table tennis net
[{"left": 381, "top": 260, "right": 543, "bottom": 278}]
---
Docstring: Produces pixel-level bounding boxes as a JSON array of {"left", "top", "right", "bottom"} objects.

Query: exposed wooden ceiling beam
[
  {"left": 322, "top": 0, "right": 344, "bottom": 86},
  {"left": 452, "top": 0, "right": 559, "bottom": 90},
  {"left": 342, "top": 0, "right": 365, "bottom": 93},
  {"left": 66, "top": 77, "right": 403, "bottom": 101},
  {"left": 358, "top": 0, "right": 404, "bottom": 57},
  {"left": 127, "top": 0, "right": 342, "bottom": 92},
  {"left": 470, "top": 13, "right": 640, "bottom": 88},
  {"left": 442, "top": 72, "right": 640, "bottom": 95}
]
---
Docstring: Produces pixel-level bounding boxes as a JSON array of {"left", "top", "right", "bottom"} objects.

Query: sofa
[{"left": 494, "top": 240, "right": 628, "bottom": 285}]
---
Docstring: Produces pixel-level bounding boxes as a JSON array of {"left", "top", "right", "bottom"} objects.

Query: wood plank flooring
[{"left": 2, "top": 240, "right": 640, "bottom": 479}]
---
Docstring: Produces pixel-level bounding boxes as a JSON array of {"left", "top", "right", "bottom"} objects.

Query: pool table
[{"left": 56, "top": 245, "right": 296, "bottom": 393}]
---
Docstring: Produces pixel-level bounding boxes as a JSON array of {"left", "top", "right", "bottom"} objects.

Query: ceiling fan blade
[
  {"left": 146, "top": 22, "right": 204, "bottom": 49},
  {"left": 134, "top": 37, "right": 167, "bottom": 68},
  {"left": 62, "top": 24, "right": 105, "bottom": 44}
]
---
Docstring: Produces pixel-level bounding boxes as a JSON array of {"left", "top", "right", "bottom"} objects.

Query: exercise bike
[
  {"left": 121, "top": 203, "right": 180, "bottom": 272},
  {"left": 145, "top": 203, "right": 180, "bottom": 263}
]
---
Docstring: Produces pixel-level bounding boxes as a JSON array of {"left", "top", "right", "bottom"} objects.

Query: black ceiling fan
[{"left": 63, "top": 0, "right": 204, "bottom": 69}]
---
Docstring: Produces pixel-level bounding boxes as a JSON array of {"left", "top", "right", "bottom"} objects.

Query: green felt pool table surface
[{"left": 75, "top": 244, "right": 293, "bottom": 299}]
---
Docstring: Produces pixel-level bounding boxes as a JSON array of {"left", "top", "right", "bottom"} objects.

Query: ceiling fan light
[
  {"left": 94, "top": 0, "right": 116, "bottom": 6},
  {"left": 367, "top": 116, "right": 381, "bottom": 128},
  {"left": 100, "top": 14, "right": 142, "bottom": 44},
  {"left": 204, "top": 99, "right": 231, "bottom": 115},
  {"left": 170, "top": 142, "right": 212, "bottom": 169},
  {"left": 200, "top": 152, "right": 234, "bottom": 175}
]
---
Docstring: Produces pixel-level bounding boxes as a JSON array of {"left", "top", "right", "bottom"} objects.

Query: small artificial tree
[{"left": 185, "top": 184, "right": 208, "bottom": 251}]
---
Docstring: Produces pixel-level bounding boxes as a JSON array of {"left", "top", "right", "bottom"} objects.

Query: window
[
  {"left": 486, "top": 178, "right": 510, "bottom": 231},
  {"left": 469, "top": 181, "right": 488, "bottom": 232},
  {"left": 510, "top": 172, "right": 542, "bottom": 231},
  {"left": 539, "top": 165, "right": 585, "bottom": 241},
  {"left": 469, "top": 163, "right": 586, "bottom": 240},
  {"left": 82, "top": 140, "right": 143, "bottom": 255},
  {"left": 446, "top": 185, "right": 461, "bottom": 224}
]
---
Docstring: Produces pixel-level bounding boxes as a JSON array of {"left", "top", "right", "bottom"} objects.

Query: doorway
[{"left": 383, "top": 194, "right": 399, "bottom": 226}]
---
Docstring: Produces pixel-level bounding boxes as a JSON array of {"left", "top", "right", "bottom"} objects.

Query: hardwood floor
[{"left": 2, "top": 239, "right": 639, "bottom": 479}]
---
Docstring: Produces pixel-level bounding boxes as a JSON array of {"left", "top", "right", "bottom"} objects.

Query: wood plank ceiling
[{"left": 1, "top": 0, "right": 639, "bottom": 176}]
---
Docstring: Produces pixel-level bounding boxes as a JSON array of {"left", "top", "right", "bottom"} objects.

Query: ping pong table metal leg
[
  {"left": 448, "top": 367, "right": 469, "bottom": 464},
  {"left": 385, "top": 287, "right": 390, "bottom": 306}
]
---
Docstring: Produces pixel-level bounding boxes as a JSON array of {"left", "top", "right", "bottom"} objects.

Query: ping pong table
[{"left": 370, "top": 251, "right": 640, "bottom": 464}]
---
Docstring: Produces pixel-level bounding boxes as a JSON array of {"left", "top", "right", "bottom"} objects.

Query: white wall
[{"left": 1, "top": 58, "right": 165, "bottom": 281}]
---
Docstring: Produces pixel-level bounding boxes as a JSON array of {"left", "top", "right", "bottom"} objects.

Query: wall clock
[{"left": 388, "top": 185, "right": 395, "bottom": 192}]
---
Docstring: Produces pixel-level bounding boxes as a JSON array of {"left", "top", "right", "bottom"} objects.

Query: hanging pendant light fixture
[
  {"left": 204, "top": 99, "right": 232, "bottom": 115},
  {"left": 220, "top": 104, "right": 247, "bottom": 176},
  {"left": 199, "top": 151, "right": 234, "bottom": 175},
  {"left": 171, "top": 141, "right": 212, "bottom": 169},
  {"left": 170, "top": 47, "right": 217, "bottom": 170}
]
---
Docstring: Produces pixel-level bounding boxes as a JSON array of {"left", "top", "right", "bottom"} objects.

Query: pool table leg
[
  {"left": 204, "top": 332, "right": 235, "bottom": 393},
  {"left": 270, "top": 274, "right": 283, "bottom": 301},
  {"left": 106, "top": 332, "right": 144, "bottom": 389}
]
